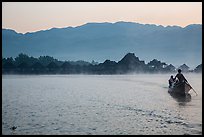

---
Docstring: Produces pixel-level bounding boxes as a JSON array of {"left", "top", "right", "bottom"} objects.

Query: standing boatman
[{"left": 174, "top": 69, "right": 188, "bottom": 84}]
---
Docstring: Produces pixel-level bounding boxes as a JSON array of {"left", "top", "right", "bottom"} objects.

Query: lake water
[{"left": 2, "top": 74, "right": 202, "bottom": 135}]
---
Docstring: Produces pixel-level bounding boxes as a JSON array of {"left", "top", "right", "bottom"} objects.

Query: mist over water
[{"left": 2, "top": 74, "right": 202, "bottom": 135}]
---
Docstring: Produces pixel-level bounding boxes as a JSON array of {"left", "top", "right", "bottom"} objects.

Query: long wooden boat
[{"left": 168, "top": 81, "right": 192, "bottom": 97}]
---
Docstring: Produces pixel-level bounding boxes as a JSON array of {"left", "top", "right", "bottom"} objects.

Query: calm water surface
[{"left": 2, "top": 74, "right": 202, "bottom": 135}]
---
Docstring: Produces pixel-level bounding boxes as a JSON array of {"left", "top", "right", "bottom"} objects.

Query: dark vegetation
[{"left": 2, "top": 53, "right": 202, "bottom": 74}]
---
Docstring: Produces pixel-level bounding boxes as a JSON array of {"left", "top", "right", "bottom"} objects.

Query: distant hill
[
  {"left": 2, "top": 52, "right": 201, "bottom": 74},
  {"left": 194, "top": 64, "right": 202, "bottom": 73},
  {"left": 2, "top": 21, "right": 202, "bottom": 69},
  {"left": 178, "top": 64, "right": 190, "bottom": 72}
]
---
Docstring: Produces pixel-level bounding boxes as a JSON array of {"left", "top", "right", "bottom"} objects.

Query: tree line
[{"left": 2, "top": 53, "right": 202, "bottom": 74}]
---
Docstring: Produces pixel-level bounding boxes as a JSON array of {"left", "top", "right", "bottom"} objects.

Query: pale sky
[{"left": 2, "top": 2, "right": 202, "bottom": 34}]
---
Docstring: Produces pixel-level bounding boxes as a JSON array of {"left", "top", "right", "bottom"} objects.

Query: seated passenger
[{"left": 168, "top": 75, "right": 175, "bottom": 88}]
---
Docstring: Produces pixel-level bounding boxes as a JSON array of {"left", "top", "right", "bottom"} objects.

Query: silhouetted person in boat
[
  {"left": 168, "top": 75, "right": 175, "bottom": 88},
  {"left": 174, "top": 69, "right": 188, "bottom": 84}
]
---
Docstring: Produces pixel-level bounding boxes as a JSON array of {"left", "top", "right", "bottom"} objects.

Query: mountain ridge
[
  {"left": 3, "top": 21, "right": 201, "bottom": 34},
  {"left": 2, "top": 21, "right": 202, "bottom": 69}
]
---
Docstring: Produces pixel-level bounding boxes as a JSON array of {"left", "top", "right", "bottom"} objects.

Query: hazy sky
[{"left": 2, "top": 2, "right": 202, "bottom": 34}]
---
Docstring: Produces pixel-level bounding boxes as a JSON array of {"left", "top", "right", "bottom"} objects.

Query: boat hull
[{"left": 168, "top": 81, "right": 191, "bottom": 96}]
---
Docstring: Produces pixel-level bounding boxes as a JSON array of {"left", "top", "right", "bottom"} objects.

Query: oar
[
  {"left": 191, "top": 86, "right": 198, "bottom": 96},
  {"left": 185, "top": 81, "right": 198, "bottom": 96}
]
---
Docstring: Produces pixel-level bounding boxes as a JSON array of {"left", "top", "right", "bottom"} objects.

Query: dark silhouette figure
[
  {"left": 10, "top": 126, "right": 17, "bottom": 130},
  {"left": 168, "top": 75, "right": 175, "bottom": 88},
  {"left": 174, "top": 69, "right": 188, "bottom": 84}
]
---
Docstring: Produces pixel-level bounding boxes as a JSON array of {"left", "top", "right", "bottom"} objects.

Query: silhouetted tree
[
  {"left": 38, "top": 56, "right": 58, "bottom": 66},
  {"left": 30, "top": 62, "right": 45, "bottom": 74},
  {"left": 2, "top": 57, "right": 16, "bottom": 73},
  {"left": 46, "top": 62, "right": 60, "bottom": 74},
  {"left": 117, "top": 53, "right": 146, "bottom": 73},
  {"left": 17, "top": 62, "right": 30, "bottom": 73},
  {"left": 61, "top": 61, "right": 72, "bottom": 74},
  {"left": 2, "top": 52, "right": 201, "bottom": 74},
  {"left": 147, "top": 59, "right": 167, "bottom": 72},
  {"left": 96, "top": 60, "right": 117, "bottom": 74}
]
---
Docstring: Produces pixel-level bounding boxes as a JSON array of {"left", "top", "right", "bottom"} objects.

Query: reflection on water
[
  {"left": 169, "top": 92, "right": 192, "bottom": 106},
  {"left": 2, "top": 74, "right": 202, "bottom": 135}
]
